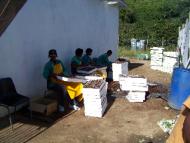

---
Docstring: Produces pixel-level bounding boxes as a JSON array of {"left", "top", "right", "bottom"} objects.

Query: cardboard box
[{"left": 30, "top": 97, "right": 58, "bottom": 116}]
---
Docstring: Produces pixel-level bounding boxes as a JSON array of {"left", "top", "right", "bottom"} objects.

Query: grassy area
[{"left": 118, "top": 47, "right": 150, "bottom": 60}]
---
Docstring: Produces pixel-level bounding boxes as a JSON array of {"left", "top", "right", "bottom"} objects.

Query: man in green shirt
[
  {"left": 97, "top": 50, "right": 112, "bottom": 79},
  {"left": 97, "top": 50, "right": 112, "bottom": 67},
  {"left": 71, "top": 48, "right": 83, "bottom": 75},
  {"left": 82, "top": 48, "right": 93, "bottom": 66},
  {"left": 43, "top": 49, "right": 70, "bottom": 112}
]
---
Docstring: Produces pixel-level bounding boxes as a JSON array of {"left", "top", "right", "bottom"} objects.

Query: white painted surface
[{"left": 0, "top": 0, "right": 119, "bottom": 97}]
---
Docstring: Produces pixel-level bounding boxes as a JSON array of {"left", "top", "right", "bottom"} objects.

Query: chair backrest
[{"left": 0, "top": 77, "right": 17, "bottom": 100}]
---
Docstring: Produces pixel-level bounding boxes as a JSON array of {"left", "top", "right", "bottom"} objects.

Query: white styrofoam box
[
  {"left": 126, "top": 92, "right": 145, "bottom": 102},
  {"left": 112, "top": 62, "right": 128, "bottom": 72},
  {"left": 161, "top": 66, "right": 174, "bottom": 73},
  {"left": 124, "top": 77, "right": 147, "bottom": 85},
  {"left": 163, "top": 61, "right": 177, "bottom": 65},
  {"left": 127, "top": 94, "right": 145, "bottom": 100},
  {"left": 151, "top": 55, "right": 163, "bottom": 57},
  {"left": 84, "top": 95, "right": 107, "bottom": 110},
  {"left": 151, "top": 57, "right": 163, "bottom": 60},
  {"left": 83, "top": 81, "right": 108, "bottom": 118},
  {"left": 75, "top": 75, "right": 103, "bottom": 81},
  {"left": 83, "top": 82, "right": 107, "bottom": 98},
  {"left": 150, "top": 50, "right": 179, "bottom": 73},
  {"left": 84, "top": 90, "right": 107, "bottom": 118},
  {"left": 84, "top": 107, "right": 106, "bottom": 118},
  {"left": 119, "top": 74, "right": 127, "bottom": 81},
  {"left": 150, "top": 47, "right": 164, "bottom": 50},
  {"left": 163, "top": 52, "right": 178, "bottom": 58},
  {"left": 151, "top": 59, "right": 163, "bottom": 63},
  {"left": 150, "top": 51, "right": 164, "bottom": 53},
  {"left": 127, "top": 96, "right": 145, "bottom": 101},
  {"left": 151, "top": 59, "right": 163, "bottom": 61},
  {"left": 120, "top": 85, "right": 148, "bottom": 91},
  {"left": 151, "top": 58, "right": 163, "bottom": 61},
  {"left": 163, "top": 56, "right": 178, "bottom": 60},
  {"left": 119, "top": 76, "right": 148, "bottom": 91},
  {"left": 83, "top": 81, "right": 106, "bottom": 96},
  {"left": 83, "top": 90, "right": 107, "bottom": 104},
  {"left": 112, "top": 62, "right": 128, "bottom": 81},
  {"left": 113, "top": 72, "right": 128, "bottom": 82},
  {"left": 84, "top": 97, "right": 107, "bottom": 118},
  {"left": 128, "top": 91, "right": 146, "bottom": 96},
  {"left": 150, "top": 50, "right": 163, "bottom": 53},
  {"left": 57, "top": 76, "right": 87, "bottom": 83},
  {"left": 126, "top": 97, "right": 144, "bottom": 103},
  {"left": 119, "top": 75, "right": 147, "bottom": 83},
  {"left": 119, "top": 81, "right": 147, "bottom": 87},
  {"left": 151, "top": 56, "right": 163, "bottom": 58}
]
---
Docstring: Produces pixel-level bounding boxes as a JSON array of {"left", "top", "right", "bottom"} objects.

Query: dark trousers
[{"left": 48, "top": 84, "right": 72, "bottom": 108}]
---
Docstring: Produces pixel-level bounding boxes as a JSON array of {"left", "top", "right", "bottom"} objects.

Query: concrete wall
[{"left": 0, "top": 0, "right": 119, "bottom": 98}]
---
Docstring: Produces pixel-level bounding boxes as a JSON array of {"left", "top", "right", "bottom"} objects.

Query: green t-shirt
[
  {"left": 71, "top": 56, "right": 82, "bottom": 74},
  {"left": 97, "top": 53, "right": 112, "bottom": 66},
  {"left": 43, "top": 59, "right": 68, "bottom": 88}
]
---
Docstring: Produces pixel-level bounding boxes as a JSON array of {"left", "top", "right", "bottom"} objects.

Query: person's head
[
  {"left": 107, "top": 50, "right": 112, "bottom": 57},
  {"left": 48, "top": 49, "right": 57, "bottom": 61},
  {"left": 86, "top": 48, "right": 93, "bottom": 56},
  {"left": 75, "top": 48, "right": 83, "bottom": 57}
]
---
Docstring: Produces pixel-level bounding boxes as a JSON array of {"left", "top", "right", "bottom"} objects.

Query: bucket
[{"left": 168, "top": 67, "right": 190, "bottom": 110}]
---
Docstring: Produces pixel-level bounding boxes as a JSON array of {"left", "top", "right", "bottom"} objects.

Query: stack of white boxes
[
  {"left": 119, "top": 75, "right": 148, "bottom": 102},
  {"left": 83, "top": 80, "right": 108, "bottom": 118},
  {"left": 112, "top": 61, "right": 128, "bottom": 81},
  {"left": 162, "top": 52, "right": 178, "bottom": 73},
  {"left": 150, "top": 47, "right": 164, "bottom": 71}
]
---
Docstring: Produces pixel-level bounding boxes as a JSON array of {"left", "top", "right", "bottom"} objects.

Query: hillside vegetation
[{"left": 119, "top": 0, "right": 190, "bottom": 50}]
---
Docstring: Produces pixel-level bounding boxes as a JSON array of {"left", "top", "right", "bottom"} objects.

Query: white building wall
[{"left": 0, "top": 0, "right": 119, "bottom": 98}]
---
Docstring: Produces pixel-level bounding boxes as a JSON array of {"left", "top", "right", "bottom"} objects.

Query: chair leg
[
  {"left": 13, "top": 106, "right": 16, "bottom": 120},
  {"left": 7, "top": 108, "right": 13, "bottom": 130},
  {"left": 28, "top": 100, "right": 32, "bottom": 119}
]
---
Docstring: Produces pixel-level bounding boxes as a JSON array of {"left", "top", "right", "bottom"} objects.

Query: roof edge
[
  {"left": 118, "top": 0, "right": 127, "bottom": 8},
  {"left": 103, "top": 0, "right": 127, "bottom": 8}
]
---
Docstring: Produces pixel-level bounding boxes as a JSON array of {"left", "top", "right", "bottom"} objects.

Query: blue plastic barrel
[{"left": 168, "top": 67, "right": 190, "bottom": 110}]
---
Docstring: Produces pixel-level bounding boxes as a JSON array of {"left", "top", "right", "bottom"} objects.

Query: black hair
[
  {"left": 107, "top": 50, "right": 112, "bottom": 56},
  {"left": 75, "top": 48, "right": 83, "bottom": 57},
  {"left": 86, "top": 48, "right": 93, "bottom": 55},
  {"left": 48, "top": 49, "right": 57, "bottom": 56}
]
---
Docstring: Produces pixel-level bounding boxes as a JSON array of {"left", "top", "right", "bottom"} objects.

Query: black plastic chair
[{"left": 0, "top": 77, "right": 32, "bottom": 130}]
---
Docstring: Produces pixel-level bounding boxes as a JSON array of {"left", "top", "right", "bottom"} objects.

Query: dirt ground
[{"left": 28, "top": 59, "right": 178, "bottom": 143}]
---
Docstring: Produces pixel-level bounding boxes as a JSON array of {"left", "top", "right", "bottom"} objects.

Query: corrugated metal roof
[
  {"left": 117, "top": 0, "right": 127, "bottom": 7},
  {"left": 0, "top": 0, "right": 26, "bottom": 37}
]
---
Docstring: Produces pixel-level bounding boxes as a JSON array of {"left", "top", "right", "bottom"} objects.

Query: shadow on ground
[
  {"left": 128, "top": 62, "right": 144, "bottom": 71},
  {"left": 0, "top": 109, "right": 76, "bottom": 143}
]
